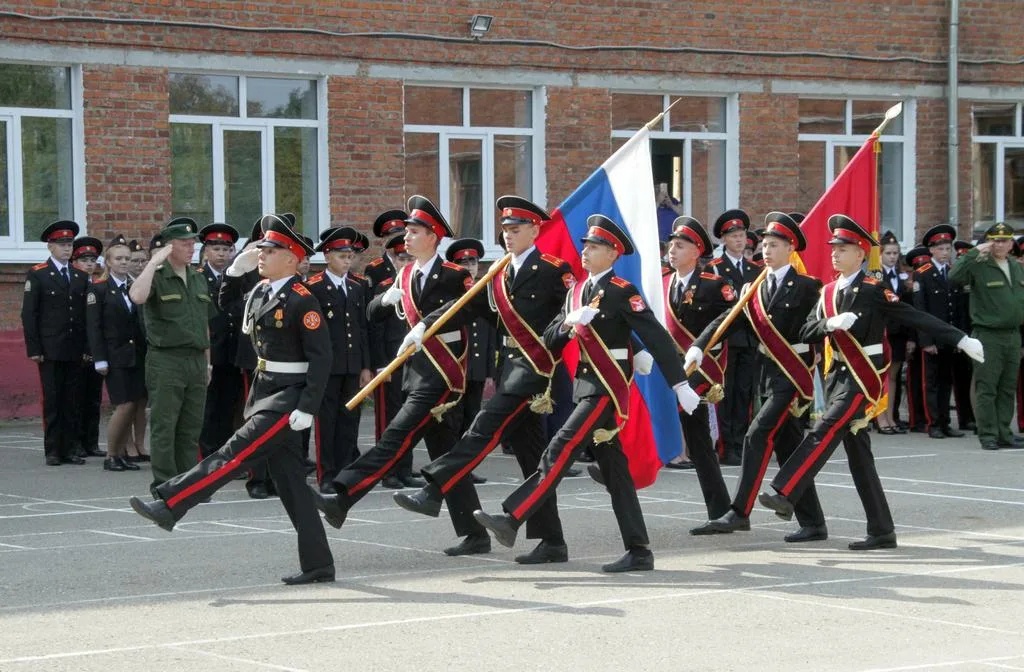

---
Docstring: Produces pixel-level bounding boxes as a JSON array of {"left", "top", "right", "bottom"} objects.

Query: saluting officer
[
  {"left": 72, "top": 236, "right": 106, "bottom": 459},
  {"left": 690, "top": 213, "right": 827, "bottom": 542},
  {"left": 129, "top": 215, "right": 335, "bottom": 585},
  {"left": 307, "top": 226, "right": 372, "bottom": 490},
  {"left": 310, "top": 196, "right": 489, "bottom": 556},
  {"left": 759, "top": 215, "right": 984, "bottom": 550},
  {"left": 22, "top": 220, "right": 90, "bottom": 466},
  {"left": 473, "top": 215, "right": 699, "bottom": 573},
  {"left": 706, "top": 209, "right": 761, "bottom": 465},
  {"left": 394, "top": 198, "right": 572, "bottom": 565}
]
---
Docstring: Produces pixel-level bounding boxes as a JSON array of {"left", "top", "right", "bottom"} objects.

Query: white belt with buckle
[
  {"left": 437, "top": 331, "right": 461, "bottom": 344},
  {"left": 833, "top": 343, "right": 884, "bottom": 362},
  {"left": 759, "top": 343, "right": 810, "bottom": 355},
  {"left": 257, "top": 358, "right": 309, "bottom": 374},
  {"left": 502, "top": 336, "right": 519, "bottom": 348},
  {"left": 580, "top": 348, "right": 629, "bottom": 362}
]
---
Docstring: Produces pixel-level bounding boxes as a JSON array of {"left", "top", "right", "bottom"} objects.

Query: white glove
[
  {"left": 957, "top": 336, "right": 985, "bottom": 363},
  {"left": 399, "top": 322, "right": 427, "bottom": 354},
  {"left": 226, "top": 247, "right": 259, "bottom": 277},
  {"left": 288, "top": 410, "right": 313, "bottom": 431},
  {"left": 381, "top": 285, "right": 403, "bottom": 307},
  {"left": 825, "top": 312, "right": 858, "bottom": 332},
  {"left": 94, "top": 361, "right": 109, "bottom": 374},
  {"left": 683, "top": 346, "right": 703, "bottom": 370},
  {"left": 565, "top": 305, "right": 599, "bottom": 327},
  {"left": 674, "top": 382, "right": 700, "bottom": 415},
  {"left": 632, "top": 350, "right": 654, "bottom": 375}
]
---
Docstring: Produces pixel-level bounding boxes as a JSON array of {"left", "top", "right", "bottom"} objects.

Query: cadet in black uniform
[
  {"left": 22, "top": 221, "right": 90, "bottom": 466},
  {"left": 394, "top": 198, "right": 571, "bottom": 564},
  {"left": 903, "top": 246, "right": 931, "bottom": 432},
  {"left": 310, "top": 196, "right": 489, "bottom": 555},
  {"left": 307, "top": 226, "right": 372, "bottom": 491},
  {"left": 706, "top": 209, "right": 761, "bottom": 465},
  {"left": 875, "top": 231, "right": 911, "bottom": 434},
  {"left": 690, "top": 213, "right": 827, "bottom": 541},
  {"left": 129, "top": 215, "right": 335, "bottom": 585},
  {"left": 72, "top": 236, "right": 105, "bottom": 459},
  {"left": 951, "top": 239, "right": 977, "bottom": 432},
  {"left": 474, "top": 215, "right": 698, "bottom": 572},
  {"left": 760, "top": 215, "right": 984, "bottom": 550}
]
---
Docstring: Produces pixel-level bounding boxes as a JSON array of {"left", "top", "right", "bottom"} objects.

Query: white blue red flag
[{"left": 536, "top": 127, "right": 682, "bottom": 488}]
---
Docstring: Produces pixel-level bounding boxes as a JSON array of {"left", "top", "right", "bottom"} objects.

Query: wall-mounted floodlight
[{"left": 469, "top": 14, "right": 493, "bottom": 39}]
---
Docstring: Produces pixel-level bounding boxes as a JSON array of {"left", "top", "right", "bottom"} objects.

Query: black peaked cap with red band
[
  {"left": 315, "top": 226, "right": 360, "bottom": 254},
  {"left": 248, "top": 216, "right": 265, "bottom": 242},
  {"left": 446, "top": 238, "right": 484, "bottom": 263},
  {"left": 40, "top": 220, "right": 80, "bottom": 243},
  {"left": 198, "top": 222, "right": 239, "bottom": 246},
  {"left": 406, "top": 195, "right": 453, "bottom": 239},
  {"left": 354, "top": 232, "right": 370, "bottom": 253},
  {"left": 712, "top": 208, "right": 750, "bottom": 239},
  {"left": 788, "top": 212, "right": 806, "bottom": 225},
  {"left": 667, "top": 216, "right": 711, "bottom": 257},
  {"left": 496, "top": 195, "right": 551, "bottom": 227},
  {"left": 373, "top": 210, "right": 408, "bottom": 239},
  {"left": 72, "top": 236, "right": 103, "bottom": 259},
  {"left": 763, "top": 211, "right": 807, "bottom": 252},
  {"left": 905, "top": 246, "right": 931, "bottom": 267},
  {"left": 385, "top": 233, "right": 407, "bottom": 254},
  {"left": 827, "top": 214, "right": 877, "bottom": 254},
  {"left": 581, "top": 214, "right": 634, "bottom": 256},
  {"left": 922, "top": 223, "right": 957, "bottom": 248},
  {"left": 256, "top": 214, "right": 315, "bottom": 259}
]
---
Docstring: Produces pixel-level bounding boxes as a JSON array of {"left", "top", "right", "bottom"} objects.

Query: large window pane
[
  {"left": 448, "top": 138, "right": 482, "bottom": 239},
  {"left": 878, "top": 142, "right": 904, "bottom": 237},
  {"left": 469, "top": 89, "right": 532, "bottom": 128},
  {"left": 973, "top": 103, "right": 1017, "bottom": 136},
  {"left": 852, "top": 99, "right": 903, "bottom": 135},
  {"left": 669, "top": 96, "right": 727, "bottom": 133},
  {"left": 0, "top": 121, "right": 8, "bottom": 237},
  {"left": 692, "top": 140, "right": 727, "bottom": 229},
  {"left": 224, "top": 130, "right": 263, "bottom": 233},
  {"left": 493, "top": 135, "right": 532, "bottom": 246},
  {"left": 404, "top": 132, "right": 440, "bottom": 203},
  {"left": 274, "top": 126, "right": 318, "bottom": 236},
  {"left": 248, "top": 78, "right": 317, "bottom": 120},
  {"left": 1005, "top": 147, "right": 1024, "bottom": 229},
  {"left": 405, "top": 87, "right": 463, "bottom": 126},
  {"left": 0, "top": 64, "right": 71, "bottom": 109},
  {"left": 797, "top": 141, "right": 827, "bottom": 212},
  {"left": 171, "top": 124, "right": 214, "bottom": 225},
  {"left": 21, "top": 117, "right": 74, "bottom": 242},
  {"left": 612, "top": 94, "right": 662, "bottom": 131},
  {"left": 651, "top": 138, "right": 684, "bottom": 200},
  {"left": 799, "top": 99, "right": 845, "bottom": 135},
  {"left": 972, "top": 142, "right": 996, "bottom": 231},
  {"left": 169, "top": 73, "right": 239, "bottom": 116}
]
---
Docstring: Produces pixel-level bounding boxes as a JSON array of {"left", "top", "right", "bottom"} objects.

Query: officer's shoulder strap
[
  {"left": 291, "top": 282, "right": 311, "bottom": 297},
  {"left": 915, "top": 262, "right": 933, "bottom": 274}
]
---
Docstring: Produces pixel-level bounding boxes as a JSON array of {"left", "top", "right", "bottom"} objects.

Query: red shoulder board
[
  {"left": 862, "top": 276, "right": 880, "bottom": 285},
  {"left": 540, "top": 253, "right": 564, "bottom": 267},
  {"left": 306, "top": 272, "right": 324, "bottom": 285},
  {"left": 366, "top": 257, "right": 383, "bottom": 268},
  {"left": 292, "top": 282, "right": 311, "bottom": 297},
  {"left": 609, "top": 277, "right": 630, "bottom": 289},
  {"left": 706, "top": 257, "right": 723, "bottom": 266},
  {"left": 916, "top": 262, "right": 933, "bottom": 274},
  {"left": 883, "top": 289, "right": 900, "bottom": 303},
  {"left": 92, "top": 277, "right": 104, "bottom": 284},
  {"left": 379, "top": 277, "right": 394, "bottom": 287},
  {"left": 699, "top": 272, "right": 719, "bottom": 281},
  {"left": 349, "top": 272, "right": 365, "bottom": 282},
  {"left": 442, "top": 261, "right": 464, "bottom": 272},
  {"left": 32, "top": 262, "right": 48, "bottom": 271}
]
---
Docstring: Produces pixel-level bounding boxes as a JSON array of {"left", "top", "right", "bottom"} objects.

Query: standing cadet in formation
[
  {"left": 903, "top": 245, "right": 931, "bottom": 432},
  {"left": 86, "top": 235, "right": 146, "bottom": 472},
  {"left": 706, "top": 209, "right": 761, "bottom": 465},
  {"left": 473, "top": 215, "right": 700, "bottom": 572},
  {"left": 129, "top": 215, "right": 334, "bottom": 585},
  {"left": 690, "top": 213, "right": 827, "bottom": 542},
  {"left": 72, "top": 236, "right": 106, "bottom": 459},
  {"left": 310, "top": 196, "right": 489, "bottom": 555},
  {"left": 875, "top": 231, "right": 911, "bottom": 435},
  {"left": 759, "top": 215, "right": 984, "bottom": 550},
  {"left": 23, "top": 220, "right": 90, "bottom": 466},
  {"left": 307, "top": 225, "right": 372, "bottom": 491},
  {"left": 951, "top": 239, "right": 977, "bottom": 433},
  {"left": 394, "top": 197, "right": 571, "bottom": 564}
]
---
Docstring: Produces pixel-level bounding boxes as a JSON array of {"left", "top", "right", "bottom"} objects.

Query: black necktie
[
  {"left": 61, "top": 267, "right": 70, "bottom": 287},
  {"left": 582, "top": 279, "right": 594, "bottom": 304},
  {"left": 121, "top": 281, "right": 133, "bottom": 310},
  {"left": 507, "top": 265, "right": 516, "bottom": 286},
  {"left": 412, "top": 270, "right": 423, "bottom": 302},
  {"left": 837, "top": 286, "right": 846, "bottom": 307},
  {"left": 941, "top": 266, "right": 948, "bottom": 282},
  {"left": 766, "top": 274, "right": 777, "bottom": 302}
]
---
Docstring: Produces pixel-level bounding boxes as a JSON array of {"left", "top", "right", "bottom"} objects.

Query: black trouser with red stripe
[
  {"left": 502, "top": 394, "right": 648, "bottom": 550},
  {"left": 334, "top": 387, "right": 484, "bottom": 538},
  {"left": 720, "top": 344, "right": 758, "bottom": 457},
  {"left": 315, "top": 373, "right": 363, "bottom": 485},
  {"left": 922, "top": 347, "right": 955, "bottom": 430},
  {"left": 770, "top": 371, "right": 894, "bottom": 537},
  {"left": 199, "top": 364, "right": 244, "bottom": 458},
  {"left": 239, "top": 369, "right": 275, "bottom": 496},
  {"left": 679, "top": 403, "right": 730, "bottom": 520},
  {"left": 374, "top": 362, "right": 414, "bottom": 476},
  {"left": 733, "top": 386, "right": 824, "bottom": 527},
  {"left": 421, "top": 389, "right": 564, "bottom": 543},
  {"left": 39, "top": 359, "right": 82, "bottom": 461},
  {"left": 155, "top": 410, "right": 333, "bottom": 572}
]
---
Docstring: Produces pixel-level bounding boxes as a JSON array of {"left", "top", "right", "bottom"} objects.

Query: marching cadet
[
  {"left": 951, "top": 239, "right": 977, "bottom": 433},
  {"left": 22, "top": 220, "right": 90, "bottom": 466},
  {"left": 86, "top": 235, "right": 146, "bottom": 472},
  {"left": 707, "top": 209, "right": 761, "bottom": 465},
  {"left": 310, "top": 196, "right": 489, "bottom": 556},
  {"left": 473, "top": 215, "right": 699, "bottom": 573},
  {"left": 307, "top": 226, "right": 372, "bottom": 491},
  {"left": 364, "top": 211, "right": 423, "bottom": 489},
  {"left": 197, "top": 223, "right": 243, "bottom": 459},
  {"left": 72, "top": 236, "right": 106, "bottom": 459},
  {"left": 759, "top": 215, "right": 984, "bottom": 550},
  {"left": 394, "top": 198, "right": 571, "bottom": 564},
  {"left": 129, "top": 215, "right": 334, "bottom": 584},
  {"left": 903, "top": 245, "right": 931, "bottom": 432},
  {"left": 875, "top": 231, "right": 911, "bottom": 434},
  {"left": 650, "top": 216, "right": 733, "bottom": 534},
  {"left": 912, "top": 224, "right": 964, "bottom": 439},
  {"left": 689, "top": 213, "right": 827, "bottom": 542}
]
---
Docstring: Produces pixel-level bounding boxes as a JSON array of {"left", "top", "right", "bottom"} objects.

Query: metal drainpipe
[{"left": 948, "top": 0, "right": 960, "bottom": 229}]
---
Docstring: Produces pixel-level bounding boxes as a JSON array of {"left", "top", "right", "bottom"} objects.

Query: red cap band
[
  {"left": 501, "top": 207, "right": 544, "bottom": 226},
  {"left": 324, "top": 238, "right": 353, "bottom": 251},
  {"left": 263, "top": 229, "right": 307, "bottom": 259},
  {"left": 832, "top": 228, "right": 870, "bottom": 254},
  {"left": 766, "top": 222, "right": 798, "bottom": 247},
  {"left": 928, "top": 232, "right": 953, "bottom": 245},
  {"left": 73, "top": 245, "right": 98, "bottom": 258},
  {"left": 409, "top": 208, "right": 446, "bottom": 239},
  {"left": 673, "top": 226, "right": 705, "bottom": 255},
  {"left": 451, "top": 248, "right": 480, "bottom": 261},
  {"left": 48, "top": 229, "right": 75, "bottom": 242},
  {"left": 720, "top": 218, "right": 745, "bottom": 234},
  {"left": 587, "top": 226, "right": 624, "bottom": 254},
  {"left": 909, "top": 253, "right": 929, "bottom": 265},
  {"left": 380, "top": 219, "right": 404, "bottom": 236},
  {"left": 391, "top": 241, "right": 407, "bottom": 254},
  {"left": 203, "top": 232, "right": 233, "bottom": 244}
]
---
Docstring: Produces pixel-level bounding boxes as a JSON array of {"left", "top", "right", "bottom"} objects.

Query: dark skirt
[{"left": 106, "top": 365, "right": 147, "bottom": 405}]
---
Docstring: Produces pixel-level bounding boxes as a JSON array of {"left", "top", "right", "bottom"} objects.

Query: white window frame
[
  {"left": 610, "top": 92, "right": 740, "bottom": 216},
  {"left": 972, "top": 102, "right": 1024, "bottom": 228},
  {"left": 797, "top": 97, "right": 917, "bottom": 246},
  {"left": 169, "top": 73, "right": 329, "bottom": 243},
  {"left": 0, "top": 64, "right": 86, "bottom": 264},
  {"left": 403, "top": 84, "right": 545, "bottom": 259}
]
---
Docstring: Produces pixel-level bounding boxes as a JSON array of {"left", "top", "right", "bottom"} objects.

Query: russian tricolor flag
[{"left": 537, "top": 127, "right": 682, "bottom": 488}]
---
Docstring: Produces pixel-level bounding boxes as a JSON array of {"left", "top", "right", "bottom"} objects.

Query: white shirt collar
[
  {"left": 674, "top": 267, "right": 696, "bottom": 287},
  {"left": 110, "top": 273, "right": 129, "bottom": 288},
  {"left": 325, "top": 269, "right": 347, "bottom": 288},
  {"left": 588, "top": 267, "right": 614, "bottom": 284},
  {"left": 837, "top": 270, "right": 861, "bottom": 290},
  {"left": 50, "top": 256, "right": 68, "bottom": 273},
  {"left": 413, "top": 254, "right": 439, "bottom": 277},
  {"left": 726, "top": 253, "right": 744, "bottom": 268},
  {"left": 205, "top": 262, "right": 222, "bottom": 279},
  {"left": 770, "top": 264, "right": 790, "bottom": 285},
  {"left": 512, "top": 246, "right": 536, "bottom": 273},
  {"left": 268, "top": 276, "right": 292, "bottom": 295}
]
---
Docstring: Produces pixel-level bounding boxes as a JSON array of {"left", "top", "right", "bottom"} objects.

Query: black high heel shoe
[{"left": 116, "top": 456, "right": 141, "bottom": 471}]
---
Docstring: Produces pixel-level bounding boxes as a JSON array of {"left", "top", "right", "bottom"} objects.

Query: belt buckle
[
  {"left": 256, "top": 358, "right": 267, "bottom": 372},
  {"left": 507, "top": 337, "right": 519, "bottom": 350}
]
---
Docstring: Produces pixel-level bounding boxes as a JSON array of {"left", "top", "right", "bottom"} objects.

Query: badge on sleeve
[
  {"left": 629, "top": 295, "right": 646, "bottom": 312},
  {"left": 303, "top": 311, "right": 321, "bottom": 330},
  {"left": 721, "top": 284, "right": 736, "bottom": 301},
  {"left": 883, "top": 289, "right": 900, "bottom": 303},
  {"left": 463, "top": 275, "right": 474, "bottom": 291},
  {"left": 562, "top": 273, "right": 574, "bottom": 289},
  {"left": 87, "top": 292, "right": 96, "bottom": 305},
  {"left": 912, "top": 281, "right": 920, "bottom": 292},
  {"left": 24, "top": 280, "right": 32, "bottom": 293}
]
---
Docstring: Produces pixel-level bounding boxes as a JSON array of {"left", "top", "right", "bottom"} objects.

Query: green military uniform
[
  {"left": 949, "top": 222, "right": 1024, "bottom": 449},
  {"left": 143, "top": 218, "right": 214, "bottom": 488}
]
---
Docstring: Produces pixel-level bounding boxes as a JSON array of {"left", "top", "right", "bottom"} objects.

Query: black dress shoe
[
  {"left": 472, "top": 510, "right": 518, "bottom": 548},
  {"left": 565, "top": 467, "right": 581, "bottom": 477},
  {"left": 586, "top": 463, "right": 605, "bottom": 486},
  {"left": 665, "top": 460, "right": 696, "bottom": 469},
  {"left": 381, "top": 475, "right": 404, "bottom": 489},
  {"left": 84, "top": 447, "right": 105, "bottom": 457},
  {"left": 602, "top": 548, "right": 654, "bottom": 573},
  {"left": 136, "top": 453, "right": 151, "bottom": 462},
  {"left": 515, "top": 540, "right": 569, "bottom": 564},
  {"left": 696, "top": 510, "right": 751, "bottom": 535},
  {"left": 720, "top": 452, "right": 742, "bottom": 466},
  {"left": 248, "top": 484, "right": 270, "bottom": 500},
  {"left": 62, "top": 455, "right": 86, "bottom": 465},
  {"left": 942, "top": 426, "right": 964, "bottom": 438},
  {"left": 129, "top": 496, "right": 175, "bottom": 531},
  {"left": 758, "top": 491, "right": 794, "bottom": 521},
  {"left": 393, "top": 486, "right": 443, "bottom": 518},
  {"left": 784, "top": 525, "right": 828, "bottom": 543},
  {"left": 877, "top": 427, "right": 897, "bottom": 435},
  {"left": 399, "top": 473, "right": 427, "bottom": 488},
  {"left": 470, "top": 473, "right": 487, "bottom": 484},
  {"left": 318, "top": 481, "right": 335, "bottom": 494},
  {"left": 444, "top": 533, "right": 491, "bottom": 556},
  {"left": 116, "top": 456, "right": 141, "bottom": 471},
  {"left": 997, "top": 435, "right": 1024, "bottom": 449},
  {"left": 981, "top": 441, "right": 999, "bottom": 451},
  {"left": 848, "top": 532, "right": 897, "bottom": 550},
  {"left": 45, "top": 456, "right": 61, "bottom": 466},
  {"left": 927, "top": 427, "right": 946, "bottom": 439},
  {"left": 103, "top": 457, "right": 125, "bottom": 472},
  {"left": 281, "top": 565, "right": 335, "bottom": 585},
  {"left": 892, "top": 425, "right": 908, "bottom": 434},
  {"left": 577, "top": 450, "right": 595, "bottom": 463},
  {"left": 961, "top": 421, "right": 977, "bottom": 431},
  {"left": 308, "top": 485, "right": 347, "bottom": 529}
]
